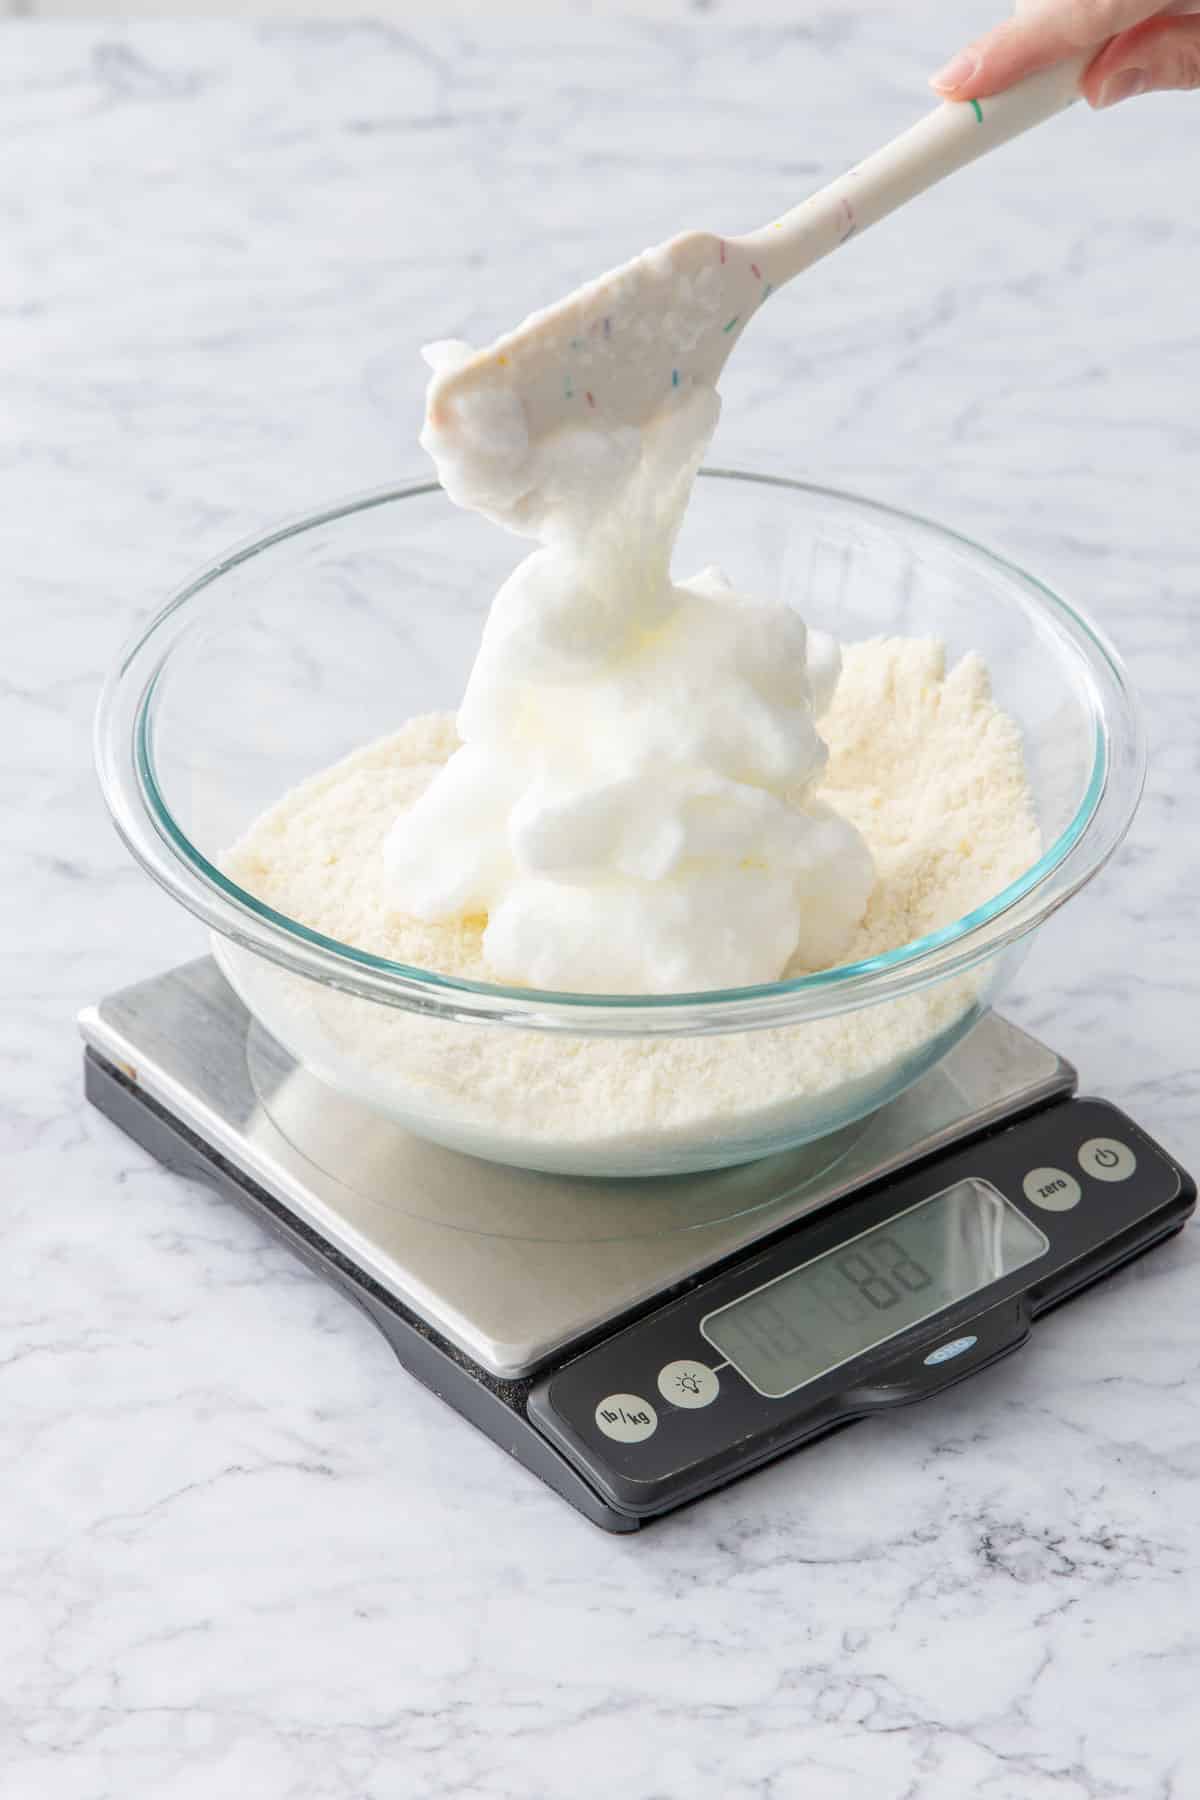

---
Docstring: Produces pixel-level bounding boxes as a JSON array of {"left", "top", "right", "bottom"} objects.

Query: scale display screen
[{"left": 701, "top": 1179, "right": 1048, "bottom": 1398}]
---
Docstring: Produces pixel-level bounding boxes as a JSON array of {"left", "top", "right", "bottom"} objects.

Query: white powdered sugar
[{"left": 222, "top": 635, "right": 1041, "bottom": 1171}]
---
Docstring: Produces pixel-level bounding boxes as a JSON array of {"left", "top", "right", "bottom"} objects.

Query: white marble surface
[{"left": 5, "top": 8, "right": 1200, "bottom": 1795}]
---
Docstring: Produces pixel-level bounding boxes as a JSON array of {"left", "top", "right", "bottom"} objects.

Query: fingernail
[
  {"left": 1095, "top": 67, "right": 1148, "bottom": 108},
  {"left": 930, "top": 48, "right": 981, "bottom": 94}
]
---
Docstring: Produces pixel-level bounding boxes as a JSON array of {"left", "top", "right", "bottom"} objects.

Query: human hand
[{"left": 931, "top": 1, "right": 1200, "bottom": 108}]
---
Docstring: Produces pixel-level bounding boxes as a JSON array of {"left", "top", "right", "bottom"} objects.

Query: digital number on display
[{"left": 701, "top": 1179, "right": 1047, "bottom": 1398}]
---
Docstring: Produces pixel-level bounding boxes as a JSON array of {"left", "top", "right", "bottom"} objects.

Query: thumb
[
  {"left": 1083, "top": 12, "right": 1200, "bottom": 104},
  {"left": 930, "top": 2, "right": 1158, "bottom": 99}
]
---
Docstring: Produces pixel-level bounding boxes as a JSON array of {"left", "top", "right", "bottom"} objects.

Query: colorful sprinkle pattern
[{"left": 551, "top": 236, "right": 791, "bottom": 411}]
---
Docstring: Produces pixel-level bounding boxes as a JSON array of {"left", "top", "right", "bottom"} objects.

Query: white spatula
[{"left": 426, "top": 59, "right": 1086, "bottom": 445}]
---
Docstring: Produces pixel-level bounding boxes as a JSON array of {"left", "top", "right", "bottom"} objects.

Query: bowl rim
[{"left": 95, "top": 470, "right": 1145, "bottom": 1036}]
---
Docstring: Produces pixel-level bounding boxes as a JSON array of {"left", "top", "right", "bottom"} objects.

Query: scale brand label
[{"left": 924, "top": 1335, "right": 978, "bottom": 1366}]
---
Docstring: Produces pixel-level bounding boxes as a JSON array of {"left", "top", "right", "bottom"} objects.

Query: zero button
[{"left": 1023, "top": 1166, "right": 1082, "bottom": 1211}]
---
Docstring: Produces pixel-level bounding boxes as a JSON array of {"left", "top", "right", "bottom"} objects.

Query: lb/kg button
[{"left": 594, "top": 1394, "right": 657, "bottom": 1443}]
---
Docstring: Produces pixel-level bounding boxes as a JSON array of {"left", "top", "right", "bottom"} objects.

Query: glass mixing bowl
[{"left": 96, "top": 473, "right": 1143, "bottom": 1177}]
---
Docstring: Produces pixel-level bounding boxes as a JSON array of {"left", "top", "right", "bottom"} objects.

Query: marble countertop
[{"left": 6, "top": 7, "right": 1200, "bottom": 1795}]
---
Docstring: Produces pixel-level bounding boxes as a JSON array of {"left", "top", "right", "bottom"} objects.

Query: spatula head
[{"left": 422, "top": 229, "right": 773, "bottom": 524}]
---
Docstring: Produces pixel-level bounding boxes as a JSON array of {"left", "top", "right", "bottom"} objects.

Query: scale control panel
[{"left": 527, "top": 1098, "right": 1192, "bottom": 1521}]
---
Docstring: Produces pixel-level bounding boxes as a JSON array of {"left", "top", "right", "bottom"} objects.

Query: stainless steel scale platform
[{"left": 80, "top": 958, "right": 1195, "bottom": 1533}]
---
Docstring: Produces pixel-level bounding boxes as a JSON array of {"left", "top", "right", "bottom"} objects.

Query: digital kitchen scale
[{"left": 81, "top": 958, "right": 1195, "bottom": 1533}]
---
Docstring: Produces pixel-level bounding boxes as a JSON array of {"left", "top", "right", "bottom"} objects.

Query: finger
[
  {"left": 1082, "top": 12, "right": 1200, "bottom": 101},
  {"left": 931, "top": 1, "right": 1161, "bottom": 99}
]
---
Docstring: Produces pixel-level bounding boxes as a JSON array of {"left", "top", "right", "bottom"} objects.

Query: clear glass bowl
[{"left": 96, "top": 473, "right": 1143, "bottom": 1177}]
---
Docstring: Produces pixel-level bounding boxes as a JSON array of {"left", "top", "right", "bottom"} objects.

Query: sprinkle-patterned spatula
[{"left": 426, "top": 59, "right": 1086, "bottom": 445}]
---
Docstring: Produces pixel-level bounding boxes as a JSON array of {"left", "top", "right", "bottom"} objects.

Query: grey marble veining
[{"left": 4, "top": 8, "right": 1200, "bottom": 1796}]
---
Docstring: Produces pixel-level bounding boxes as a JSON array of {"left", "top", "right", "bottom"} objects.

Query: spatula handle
[{"left": 740, "top": 57, "right": 1088, "bottom": 287}]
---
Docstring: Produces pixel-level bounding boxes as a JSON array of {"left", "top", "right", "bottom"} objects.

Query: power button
[{"left": 1078, "top": 1137, "right": 1137, "bottom": 1183}]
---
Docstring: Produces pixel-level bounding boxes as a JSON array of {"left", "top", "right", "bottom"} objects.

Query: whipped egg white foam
[{"left": 382, "top": 342, "right": 874, "bottom": 994}]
